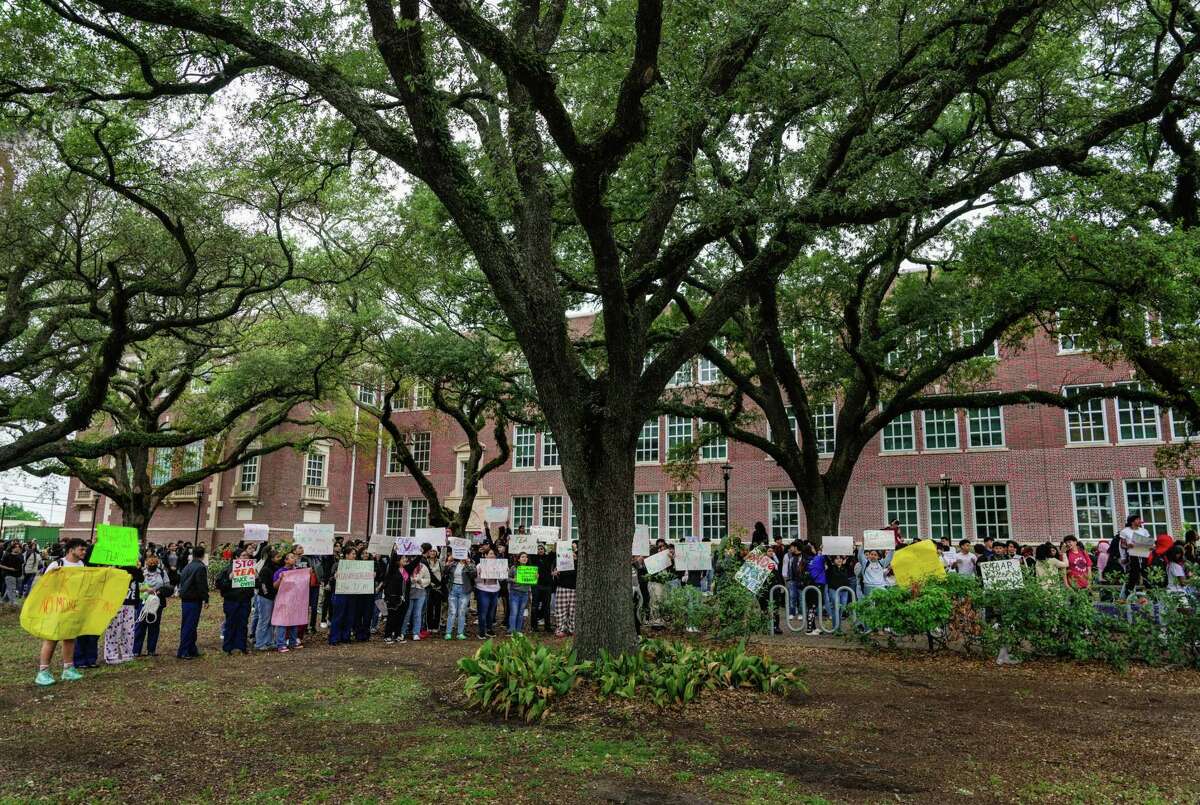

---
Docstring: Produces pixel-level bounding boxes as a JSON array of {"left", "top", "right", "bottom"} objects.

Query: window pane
[
  {"left": 1123, "top": 480, "right": 1169, "bottom": 536},
  {"left": 413, "top": 383, "right": 432, "bottom": 409},
  {"left": 769, "top": 490, "right": 800, "bottom": 540},
  {"left": 665, "top": 416, "right": 693, "bottom": 453},
  {"left": 885, "top": 487, "right": 918, "bottom": 536},
  {"left": 636, "top": 419, "right": 660, "bottom": 463},
  {"left": 1171, "top": 409, "right": 1198, "bottom": 441},
  {"left": 238, "top": 456, "right": 259, "bottom": 492},
  {"left": 667, "top": 492, "right": 693, "bottom": 539},
  {"left": 881, "top": 412, "right": 914, "bottom": 452},
  {"left": 511, "top": 496, "right": 533, "bottom": 530},
  {"left": 384, "top": 500, "right": 404, "bottom": 538},
  {"left": 972, "top": 484, "right": 1010, "bottom": 539},
  {"left": 1072, "top": 482, "right": 1113, "bottom": 541},
  {"left": 635, "top": 493, "right": 659, "bottom": 540},
  {"left": 698, "top": 421, "right": 727, "bottom": 461},
  {"left": 928, "top": 485, "right": 963, "bottom": 539},
  {"left": 1116, "top": 383, "right": 1160, "bottom": 442},
  {"left": 923, "top": 409, "right": 959, "bottom": 450},
  {"left": 812, "top": 403, "right": 835, "bottom": 455},
  {"left": 700, "top": 491, "right": 726, "bottom": 540},
  {"left": 513, "top": 426, "right": 536, "bottom": 469},
  {"left": 305, "top": 451, "right": 326, "bottom": 487},
  {"left": 407, "top": 499, "right": 429, "bottom": 536},
  {"left": 668, "top": 361, "right": 693, "bottom": 387},
  {"left": 1180, "top": 479, "right": 1200, "bottom": 529},
  {"left": 152, "top": 449, "right": 173, "bottom": 486},
  {"left": 967, "top": 407, "right": 1004, "bottom": 448},
  {"left": 961, "top": 319, "right": 998, "bottom": 357},
  {"left": 541, "top": 432, "right": 560, "bottom": 468},
  {"left": 387, "top": 441, "right": 404, "bottom": 474},
  {"left": 410, "top": 432, "right": 431, "bottom": 473},
  {"left": 539, "top": 495, "right": 563, "bottom": 528},
  {"left": 1065, "top": 385, "right": 1107, "bottom": 444}
]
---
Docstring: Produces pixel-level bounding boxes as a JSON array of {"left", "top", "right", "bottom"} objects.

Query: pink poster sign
[{"left": 270, "top": 569, "right": 310, "bottom": 626}]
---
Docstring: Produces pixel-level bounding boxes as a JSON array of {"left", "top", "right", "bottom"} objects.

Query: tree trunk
[
  {"left": 801, "top": 478, "right": 849, "bottom": 548},
  {"left": 121, "top": 503, "right": 151, "bottom": 549},
  {"left": 563, "top": 434, "right": 638, "bottom": 660}
]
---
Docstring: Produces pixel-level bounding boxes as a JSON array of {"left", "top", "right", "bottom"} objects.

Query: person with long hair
[{"left": 382, "top": 554, "right": 410, "bottom": 644}]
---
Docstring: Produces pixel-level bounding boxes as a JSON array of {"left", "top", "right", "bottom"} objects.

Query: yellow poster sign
[
  {"left": 20, "top": 567, "right": 132, "bottom": 641},
  {"left": 890, "top": 539, "right": 947, "bottom": 588}
]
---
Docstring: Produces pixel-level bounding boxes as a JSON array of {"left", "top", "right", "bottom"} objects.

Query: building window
[
  {"left": 967, "top": 406, "right": 1005, "bottom": 448},
  {"left": 635, "top": 419, "right": 660, "bottom": 464},
  {"left": 387, "top": 441, "right": 404, "bottom": 474},
  {"left": 539, "top": 495, "right": 563, "bottom": 528},
  {"left": 635, "top": 493, "right": 659, "bottom": 540},
  {"left": 668, "top": 361, "right": 693, "bottom": 388},
  {"left": 152, "top": 449, "right": 173, "bottom": 486},
  {"left": 1116, "top": 383, "right": 1160, "bottom": 442},
  {"left": 667, "top": 492, "right": 693, "bottom": 539},
  {"left": 923, "top": 409, "right": 959, "bottom": 450},
  {"left": 412, "top": 383, "right": 433, "bottom": 409},
  {"left": 410, "top": 432, "right": 431, "bottom": 473},
  {"left": 812, "top": 403, "right": 836, "bottom": 455},
  {"left": 183, "top": 441, "right": 203, "bottom": 474},
  {"left": 700, "top": 491, "right": 726, "bottom": 540},
  {"left": 513, "top": 426, "right": 536, "bottom": 469},
  {"left": 1072, "top": 482, "right": 1114, "bottom": 541},
  {"left": 406, "top": 499, "right": 429, "bottom": 536},
  {"left": 1058, "top": 330, "right": 1093, "bottom": 354},
  {"left": 665, "top": 415, "right": 693, "bottom": 454},
  {"left": 885, "top": 487, "right": 919, "bottom": 536},
  {"left": 357, "top": 385, "right": 376, "bottom": 406},
  {"left": 1123, "top": 480, "right": 1169, "bottom": 536},
  {"left": 569, "top": 500, "right": 579, "bottom": 540},
  {"left": 540, "top": 432, "right": 560, "bottom": 468},
  {"left": 961, "top": 319, "right": 998, "bottom": 358},
  {"left": 304, "top": 448, "right": 327, "bottom": 488},
  {"left": 511, "top": 496, "right": 533, "bottom": 530},
  {"left": 768, "top": 408, "right": 799, "bottom": 444},
  {"left": 384, "top": 500, "right": 404, "bottom": 538},
  {"left": 1171, "top": 409, "right": 1198, "bottom": 441},
  {"left": 972, "top": 484, "right": 1011, "bottom": 539},
  {"left": 769, "top": 490, "right": 800, "bottom": 540},
  {"left": 237, "top": 456, "right": 259, "bottom": 494},
  {"left": 1179, "top": 479, "right": 1200, "bottom": 529},
  {"left": 698, "top": 422, "right": 727, "bottom": 461},
  {"left": 881, "top": 411, "right": 915, "bottom": 453},
  {"left": 697, "top": 340, "right": 723, "bottom": 384},
  {"left": 1064, "top": 385, "right": 1108, "bottom": 444},
  {"left": 928, "top": 485, "right": 963, "bottom": 540}
]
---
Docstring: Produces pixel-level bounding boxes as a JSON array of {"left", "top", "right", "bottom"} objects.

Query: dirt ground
[{"left": 0, "top": 603, "right": 1196, "bottom": 804}]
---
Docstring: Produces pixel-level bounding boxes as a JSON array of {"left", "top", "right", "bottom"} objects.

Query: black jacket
[
  {"left": 177, "top": 559, "right": 209, "bottom": 603},
  {"left": 215, "top": 564, "right": 254, "bottom": 603},
  {"left": 255, "top": 561, "right": 280, "bottom": 599}
]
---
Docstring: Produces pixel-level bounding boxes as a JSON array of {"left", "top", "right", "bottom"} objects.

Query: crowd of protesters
[{"left": 11, "top": 512, "right": 1197, "bottom": 686}]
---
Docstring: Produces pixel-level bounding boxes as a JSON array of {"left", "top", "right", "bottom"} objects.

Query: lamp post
[
  {"left": 0, "top": 497, "right": 7, "bottom": 541},
  {"left": 939, "top": 473, "right": 953, "bottom": 540},
  {"left": 365, "top": 481, "right": 376, "bottom": 539},
  {"left": 720, "top": 464, "right": 733, "bottom": 538},
  {"left": 89, "top": 492, "right": 100, "bottom": 542}
]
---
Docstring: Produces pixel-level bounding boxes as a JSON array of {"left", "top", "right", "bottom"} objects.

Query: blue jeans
[
  {"left": 222, "top": 599, "right": 251, "bottom": 652},
  {"left": 446, "top": 585, "right": 469, "bottom": 636},
  {"left": 329, "top": 594, "right": 353, "bottom": 644},
  {"left": 133, "top": 601, "right": 164, "bottom": 654},
  {"left": 402, "top": 593, "right": 425, "bottom": 637},
  {"left": 786, "top": 580, "right": 802, "bottom": 616},
  {"left": 476, "top": 589, "right": 498, "bottom": 636},
  {"left": 508, "top": 589, "right": 529, "bottom": 633},
  {"left": 275, "top": 624, "right": 298, "bottom": 649},
  {"left": 177, "top": 601, "right": 201, "bottom": 658},
  {"left": 253, "top": 595, "right": 275, "bottom": 650},
  {"left": 826, "top": 587, "right": 852, "bottom": 630}
]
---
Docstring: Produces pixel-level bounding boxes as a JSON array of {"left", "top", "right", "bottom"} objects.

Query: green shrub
[
  {"left": 658, "top": 585, "right": 705, "bottom": 631},
  {"left": 457, "top": 634, "right": 582, "bottom": 722},
  {"left": 206, "top": 558, "right": 231, "bottom": 589},
  {"left": 658, "top": 583, "right": 768, "bottom": 639}
]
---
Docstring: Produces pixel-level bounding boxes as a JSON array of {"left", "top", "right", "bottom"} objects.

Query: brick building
[{"left": 62, "top": 324, "right": 1199, "bottom": 547}]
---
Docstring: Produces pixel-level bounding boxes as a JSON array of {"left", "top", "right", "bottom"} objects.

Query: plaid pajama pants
[{"left": 553, "top": 588, "right": 576, "bottom": 634}]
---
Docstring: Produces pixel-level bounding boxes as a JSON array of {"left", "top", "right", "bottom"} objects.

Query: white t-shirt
[
  {"left": 1119, "top": 526, "right": 1151, "bottom": 561},
  {"left": 1167, "top": 562, "right": 1186, "bottom": 591},
  {"left": 952, "top": 552, "right": 978, "bottom": 575},
  {"left": 46, "top": 557, "right": 84, "bottom": 573}
]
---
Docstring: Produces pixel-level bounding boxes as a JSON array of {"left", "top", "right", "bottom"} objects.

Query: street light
[
  {"left": 0, "top": 497, "right": 7, "bottom": 541},
  {"left": 720, "top": 464, "right": 733, "bottom": 537},
  {"left": 939, "top": 473, "right": 953, "bottom": 541},
  {"left": 365, "top": 481, "right": 376, "bottom": 539}
]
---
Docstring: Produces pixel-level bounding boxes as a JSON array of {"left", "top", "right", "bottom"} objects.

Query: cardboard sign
[
  {"left": 823, "top": 536, "right": 854, "bottom": 556},
  {"left": 479, "top": 558, "right": 509, "bottom": 580},
  {"left": 270, "top": 569, "right": 310, "bottom": 626},
  {"left": 673, "top": 542, "right": 712, "bottom": 572},
  {"left": 735, "top": 561, "right": 771, "bottom": 594},
  {"left": 863, "top": 529, "right": 894, "bottom": 552},
  {"left": 20, "top": 567, "right": 131, "bottom": 641},
  {"left": 394, "top": 536, "right": 422, "bottom": 556},
  {"left": 91, "top": 523, "right": 139, "bottom": 567},
  {"left": 366, "top": 531, "right": 394, "bottom": 556},
  {"left": 231, "top": 558, "right": 257, "bottom": 589},
  {"left": 632, "top": 524, "right": 651, "bottom": 556},
  {"left": 471, "top": 531, "right": 487, "bottom": 544},
  {"left": 514, "top": 565, "right": 539, "bottom": 585},
  {"left": 292, "top": 522, "right": 335, "bottom": 555},
  {"left": 449, "top": 537, "right": 470, "bottom": 560},
  {"left": 891, "top": 540, "right": 947, "bottom": 587},
  {"left": 643, "top": 550, "right": 673, "bottom": 575},
  {"left": 980, "top": 558, "right": 1025, "bottom": 590},
  {"left": 243, "top": 523, "right": 270, "bottom": 542},
  {"left": 484, "top": 506, "right": 509, "bottom": 523},
  {"left": 529, "top": 525, "right": 560, "bottom": 542},
  {"left": 555, "top": 540, "right": 575, "bottom": 571},
  {"left": 510, "top": 533, "right": 538, "bottom": 555},
  {"left": 415, "top": 526, "right": 448, "bottom": 548},
  {"left": 1126, "top": 528, "right": 1155, "bottom": 558},
  {"left": 335, "top": 559, "right": 376, "bottom": 595}
]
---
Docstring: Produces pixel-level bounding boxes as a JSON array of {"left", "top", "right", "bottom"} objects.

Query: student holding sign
[
  {"left": 552, "top": 541, "right": 578, "bottom": 637},
  {"left": 474, "top": 546, "right": 501, "bottom": 639},
  {"left": 442, "top": 553, "right": 475, "bottom": 640},
  {"left": 32, "top": 539, "right": 89, "bottom": 686},
  {"left": 507, "top": 552, "right": 535, "bottom": 634},
  {"left": 215, "top": 547, "right": 255, "bottom": 654}
]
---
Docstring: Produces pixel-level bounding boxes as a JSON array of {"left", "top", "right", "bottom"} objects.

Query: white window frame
[
  {"left": 961, "top": 319, "right": 998, "bottom": 358},
  {"left": 304, "top": 445, "right": 329, "bottom": 489},
  {"left": 539, "top": 495, "right": 563, "bottom": 529},
  {"left": 1115, "top": 382, "right": 1161, "bottom": 444},
  {"left": 1071, "top": 481, "right": 1114, "bottom": 541},
  {"left": 971, "top": 484, "right": 1011, "bottom": 539},
  {"left": 540, "top": 432, "right": 560, "bottom": 468},
  {"left": 697, "top": 339, "right": 724, "bottom": 385},
  {"left": 387, "top": 441, "right": 405, "bottom": 475},
  {"left": 667, "top": 361, "right": 694, "bottom": 388},
  {"left": 384, "top": 499, "right": 405, "bottom": 538},
  {"left": 634, "top": 493, "right": 660, "bottom": 541},
  {"left": 513, "top": 425, "right": 536, "bottom": 470},
  {"left": 412, "top": 382, "right": 433, "bottom": 410},
  {"left": 885, "top": 486, "right": 919, "bottom": 537},
  {"left": 635, "top": 419, "right": 660, "bottom": 464},
  {"left": 926, "top": 485, "right": 964, "bottom": 540},
  {"left": 406, "top": 498, "right": 429, "bottom": 537},
  {"left": 665, "top": 415, "right": 693, "bottom": 455},
  {"left": 666, "top": 492, "right": 694, "bottom": 540},
  {"left": 357, "top": 384, "right": 376, "bottom": 406},
  {"left": 922, "top": 408, "right": 959, "bottom": 451},
  {"left": 769, "top": 489, "right": 800, "bottom": 540},
  {"left": 1179, "top": 479, "right": 1200, "bottom": 529},
  {"left": 812, "top": 403, "right": 836, "bottom": 456},
  {"left": 1123, "top": 479, "right": 1170, "bottom": 537},
  {"left": 881, "top": 410, "right": 915, "bottom": 453},
  {"left": 1170, "top": 408, "right": 1198, "bottom": 442},
  {"left": 511, "top": 496, "right": 534, "bottom": 530},
  {"left": 698, "top": 421, "right": 727, "bottom": 462},
  {"left": 409, "top": 432, "right": 432, "bottom": 473},
  {"left": 966, "top": 406, "right": 1005, "bottom": 449},
  {"left": 1063, "top": 384, "right": 1109, "bottom": 445},
  {"left": 700, "top": 491, "right": 726, "bottom": 540},
  {"left": 237, "top": 455, "right": 259, "bottom": 494}
]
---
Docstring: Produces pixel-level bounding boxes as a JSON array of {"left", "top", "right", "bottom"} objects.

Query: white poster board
[
  {"left": 479, "top": 558, "right": 509, "bottom": 580},
  {"left": 529, "top": 525, "right": 560, "bottom": 543},
  {"left": 509, "top": 533, "right": 538, "bottom": 555},
  {"left": 335, "top": 559, "right": 376, "bottom": 595},
  {"left": 242, "top": 523, "right": 270, "bottom": 543},
  {"left": 484, "top": 506, "right": 509, "bottom": 523},
  {"left": 1127, "top": 529, "right": 1155, "bottom": 558},
  {"left": 632, "top": 524, "right": 651, "bottom": 556},
  {"left": 674, "top": 542, "right": 712, "bottom": 572},
  {"left": 823, "top": 536, "right": 854, "bottom": 556},
  {"left": 643, "top": 550, "right": 673, "bottom": 575},
  {"left": 394, "top": 536, "right": 423, "bottom": 556},
  {"left": 415, "top": 526, "right": 448, "bottom": 548},
  {"left": 292, "top": 522, "right": 335, "bottom": 555},
  {"left": 555, "top": 540, "right": 575, "bottom": 571},
  {"left": 980, "top": 558, "right": 1024, "bottom": 590},
  {"left": 863, "top": 529, "right": 894, "bottom": 552},
  {"left": 449, "top": 537, "right": 469, "bottom": 560}
]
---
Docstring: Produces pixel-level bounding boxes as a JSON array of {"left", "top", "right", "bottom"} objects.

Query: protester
[
  {"left": 103, "top": 562, "right": 141, "bottom": 664},
  {"left": 508, "top": 552, "right": 533, "bottom": 634},
  {"left": 531, "top": 543, "right": 554, "bottom": 632},
  {"left": 381, "top": 553, "right": 410, "bottom": 644},
  {"left": 475, "top": 546, "right": 501, "bottom": 639},
  {"left": 215, "top": 547, "right": 253, "bottom": 655},
  {"left": 949, "top": 539, "right": 978, "bottom": 575},
  {"left": 1034, "top": 542, "right": 1068, "bottom": 588},
  {"left": 443, "top": 553, "right": 474, "bottom": 640},
  {"left": 552, "top": 542, "right": 578, "bottom": 637},
  {"left": 0, "top": 545, "right": 23, "bottom": 604},
  {"left": 134, "top": 553, "right": 172, "bottom": 656},
  {"left": 272, "top": 551, "right": 302, "bottom": 652},
  {"left": 856, "top": 544, "right": 894, "bottom": 597},
  {"left": 1165, "top": 545, "right": 1191, "bottom": 596},
  {"left": 176, "top": 545, "right": 208, "bottom": 659},
  {"left": 1063, "top": 536, "right": 1093, "bottom": 590},
  {"left": 34, "top": 539, "right": 88, "bottom": 686},
  {"left": 401, "top": 552, "right": 429, "bottom": 641},
  {"left": 253, "top": 551, "right": 282, "bottom": 651}
]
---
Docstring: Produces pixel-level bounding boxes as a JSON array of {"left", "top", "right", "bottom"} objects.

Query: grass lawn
[{"left": 0, "top": 602, "right": 1197, "bottom": 804}]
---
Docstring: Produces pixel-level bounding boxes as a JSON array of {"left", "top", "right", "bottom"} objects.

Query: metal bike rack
[{"left": 767, "top": 584, "right": 858, "bottom": 635}]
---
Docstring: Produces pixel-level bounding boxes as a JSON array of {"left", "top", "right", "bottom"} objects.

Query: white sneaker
[
  {"left": 806, "top": 629, "right": 821, "bottom": 636},
  {"left": 412, "top": 635, "right": 421, "bottom": 641},
  {"left": 320, "top": 622, "right": 329, "bottom": 629}
]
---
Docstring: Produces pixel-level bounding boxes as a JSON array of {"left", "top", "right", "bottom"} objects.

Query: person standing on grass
[
  {"left": 400, "top": 552, "right": 430, "bottom": 642},
  {"left": 423, "top": 546, "right": 443, "bottom": 638},
  {"left": 21, "top": 543, "right": 45, "bottom": 597},
  {"left": 508, "top": 552, "right": 533, "bottom": 635},
  {"left": 443, "top": 553, "right": 475, "bottom": 640},
  {"left": 530, "top": 543, "right": 554, "bottom": 633},
  {"left": 34, "top": 538, "right": 89, "bottom": 686},
  {"left": 382, "top": 553, "right": 410, "bottom": 644},
  {"left": 72, "top": 541, "right": 101, "bottom": 670},
  {"left": 0, "top": 544, "right": 23, "bottom": 604},
  {"left": 474, "top": 546, "right": 501, "bottom": 639},
  {"left": 327, "top": 547, "right": 354, "bottom": 646},
  {"left": 253, "top": 551, "right": 281, "bottom": 651},
  {"left": 103, "top": 562, "right": 141, "bottom": 664},
  {"left": 552, "top": 544, "right": 577, "bottom": 638},
  {"left": 215, "top": 547, "right": 254, "bottom": 655},
  {"left": 134, "top": 553, "right": 171, "bottom": 656},
  {"left": 273, "top": 551, "right": 302, "bottom": 652},
  {"left": 176, "top": 545, "right": 208, "bottom": 660}
]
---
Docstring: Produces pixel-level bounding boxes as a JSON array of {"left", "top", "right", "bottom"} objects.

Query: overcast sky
[{"left": 0, "top": 469, "right": 69, "bottom": 524}]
